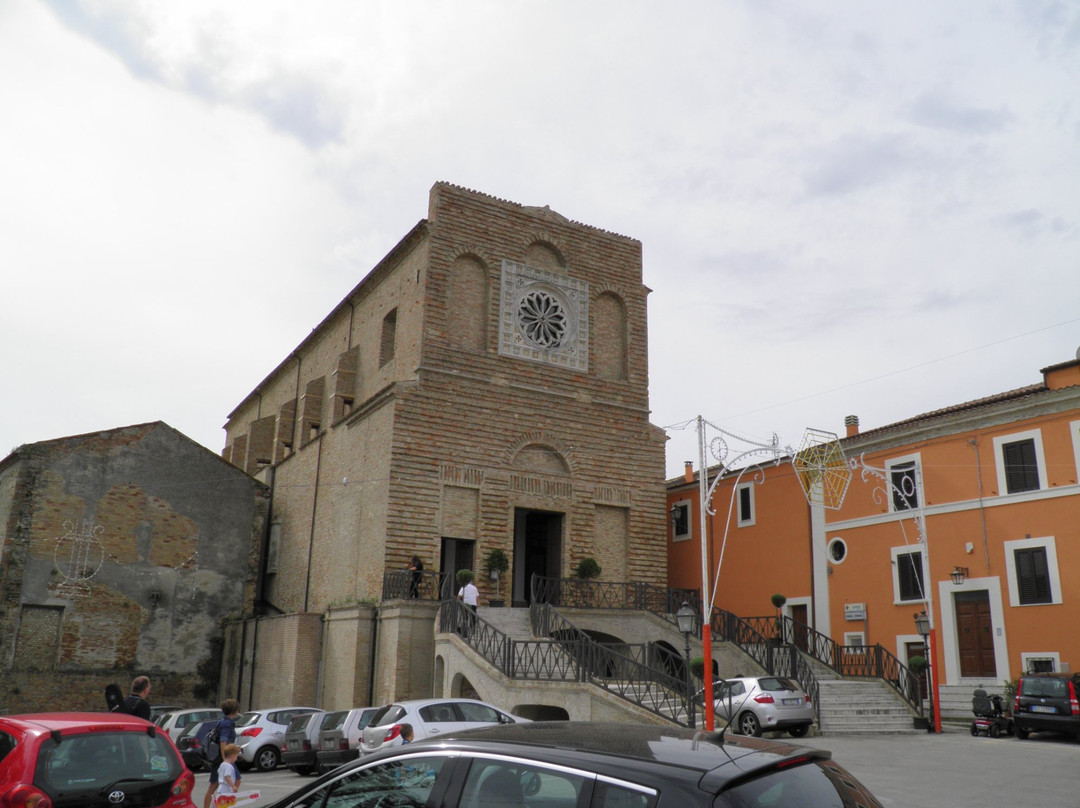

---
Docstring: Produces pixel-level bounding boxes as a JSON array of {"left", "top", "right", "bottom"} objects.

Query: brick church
[{"left": 221, "top": 183, "right": 667, "bottom": 709}]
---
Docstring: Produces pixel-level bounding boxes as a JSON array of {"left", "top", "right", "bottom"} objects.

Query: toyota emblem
[{"left": 108, "top": 790, "right": 126, "bottom": 804}]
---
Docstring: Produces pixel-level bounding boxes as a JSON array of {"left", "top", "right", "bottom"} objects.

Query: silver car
[
  {"left": 235, "top": 706, "right": 323, "bottom": 771},
  {"left": 360, "top": 698, "right": 525, "bottom": 755},
  {"left": 709, "top": 676, "right": 814, "bottom": 737}
]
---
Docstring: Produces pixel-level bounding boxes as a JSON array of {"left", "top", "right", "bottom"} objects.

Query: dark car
[
  {"left": 258, "top": 721, "right": 883, "bottom": 808},
  {"left": 314, "top": 707, "right": 379, "bottom": 773},
  {"left": 283, "top": 710, "right": 342, "bottom": 776},
  {"left": 1013, "top": 672, "right": 1080, "bottom": 740},
  {"left": 0, "top": 712, "right": 196, "bottom": 807}
]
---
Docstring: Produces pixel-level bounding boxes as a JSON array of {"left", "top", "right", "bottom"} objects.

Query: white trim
[
  {"left": 939, "top": 577, "right": 1010, "bottom": 685},
  {"left": 736, "top": 482, "right": 755, "bottom": 527},
  {"left": 810, "top": 503, "right": 831, "bottom": 637},
  {"left": 885, "top": 452, "right": 922, "bottom": 512},
  {"left": 992, "top": 429, "right": 1047, "bottom": 495},
  {"left": 896, "top": 633, "right": 925, "bottom": 664},
  {"left": 891, "top": 545, "right": 928, "bottom": 605},
  {"left": 1003, "top": 535, "right": 1061, "bottom": 606},
  {"left": 1071, "top": 419, "right": 1080, "bottom": 482},
  {"left": 1020, "top": 651, "right": 1060, "bottom": 674},
  {"left": 843, "top": 631, "right": 866, "bottom": 647},
  {"left": 783, "top": 595, "right": 813, "bottom": 630},
  {"left": 827, "top": 536, "right": 848, "bottom": 564},
  {"left": 671, "top": 500, "right": 691, "bottom": 543}
]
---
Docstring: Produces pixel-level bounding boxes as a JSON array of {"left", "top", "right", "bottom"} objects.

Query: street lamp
[
  {"left": 914, "top": 611, "right": 934, "bottom": 732},
  {"left": 676, "top": 601, "right": 697, "bottom": 729}
]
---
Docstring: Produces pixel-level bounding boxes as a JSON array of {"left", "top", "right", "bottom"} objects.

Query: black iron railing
[{"left": 382, "top": 569, "right": 446, "bottom": 601}]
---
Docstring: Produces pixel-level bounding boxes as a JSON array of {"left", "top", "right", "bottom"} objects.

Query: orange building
[{"left": 669, "top": 354, "right": 1080, "bottom": 698}]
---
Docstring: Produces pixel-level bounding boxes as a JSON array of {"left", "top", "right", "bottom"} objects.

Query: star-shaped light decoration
[{"left": 793, "top": 429, "right": 851, "bottom": 510}]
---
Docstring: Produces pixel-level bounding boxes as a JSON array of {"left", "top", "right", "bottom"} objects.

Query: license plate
[
  {"left": 287, "top": 740, "right": 300, "bottom": 750},
  {"left": 1031, "top": 705, "right": 1056, "bottom": 714},
  {"left": 322, "top": 739, "right": 336, "bottom": 749},
  {"left": 782, "top": 698, "right": 801, "bottom": 705}
]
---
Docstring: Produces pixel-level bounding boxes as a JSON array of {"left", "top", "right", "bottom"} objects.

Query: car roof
[
  {"left": 0, "top": 712, "right": 162, "bottom": 735},
  {"left": 391, "top": 721, "right": 831, "bottom": 788}
]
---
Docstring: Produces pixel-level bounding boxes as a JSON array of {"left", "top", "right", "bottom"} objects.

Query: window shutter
[
  {"left": 1015, "top": 547, "right": 1051, "bottom": 604},
  {"left": 1003, "top": 439, "right": 1039, "bottom": 493}
]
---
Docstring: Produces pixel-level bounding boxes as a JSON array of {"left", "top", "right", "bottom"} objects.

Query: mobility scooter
[{"left": 970, "top": 688, "right": 1013, "bottom": 737}]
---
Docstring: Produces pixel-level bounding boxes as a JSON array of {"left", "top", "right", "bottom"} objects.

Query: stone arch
[
  {"left": 592, "top": 290, "right": 628, "bottom": 380},
  {"left": 505, "top": 430, "right": 577, "bottom": 475},
  {"left": 450, "top": 670, "right": 479, "bottom": 699},
  {"left": 433, "top": 655, "right": 446, "bottom": 698},
  {"left": 525, "top": 236, "right": 567, "bottom": 273},
  {"left": 446, "top": 254, "right": 489, "bottom": 352}
]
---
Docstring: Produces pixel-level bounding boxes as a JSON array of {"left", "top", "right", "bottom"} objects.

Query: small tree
[
  {"left": 456, "top": 569, "right": 475, "bottom": 588},
  {"left": 485, "top": 549, "right": 509, "bottom": 599},
  {"left": 574, "top": 557, "right": 601, "bottom": 580},
  {"left": 770, "top": 593, "right": 787, "bottom": 640}
]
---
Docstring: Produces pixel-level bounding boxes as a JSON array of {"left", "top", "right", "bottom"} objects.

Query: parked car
[
  {"left": 0, "top": 711, "right": 196, "bottom": 808},
  {"left": 149, "top": 704, "right": 182, "bottom": 723},
  {"left": 256, "top": 721, "right": 884, "bottom": 808},
  {"left": 705, "top": 675, "right": 814, "bottom": 737},
  {"left": 360, "top": 698, "right": 526, "bottom": 756},
  {"left": 235, "top": 707, "right": 323, "bottom": 772},
  {"left": 314, "top": 707, "right": 379, "bottom": 773},
  {"left": 1013, "top": 672, "right": 1080, "bottom": 740},
  {"left": 282, "top": 710, "right": 342, "bottom": 776},
  {"left": 155, "top": 707, "right": 222, "bottom": 741},
  {"left": 175, "top": 719, "right": 213, "bottom": 771}
]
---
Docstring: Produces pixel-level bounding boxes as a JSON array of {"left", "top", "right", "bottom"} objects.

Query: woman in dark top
[{"left": 408, "top": 556, "right": 424, "bottom": 598}]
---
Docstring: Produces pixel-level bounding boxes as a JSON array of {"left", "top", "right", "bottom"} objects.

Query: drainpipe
[{"left": 968, "top": 438, "right": 992, "bottom": 571}]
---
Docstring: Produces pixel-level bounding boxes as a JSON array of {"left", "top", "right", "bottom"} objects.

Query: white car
[
  {"left": 360, "top": 698, "right": 526, "bottom": 756},
  {"left": 155, "top": 707, "right": 222, "bottom": 741},
  {"left": 315, "top": 707, "right": 379, "bottom": 773},
  {"left": 235, "top": 706, "right": 323, "bottom": 771}
]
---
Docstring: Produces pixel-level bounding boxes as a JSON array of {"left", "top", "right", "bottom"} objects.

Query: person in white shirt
[
  {"left": 457, "top": 575, "right": 479, "bottom": 637},
  {"left": 215, "top": 744, "right": 242, "bottom": 806}
]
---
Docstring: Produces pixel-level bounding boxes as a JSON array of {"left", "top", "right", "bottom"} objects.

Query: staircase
[{"left": 816, "top": 678, "right": 923, "bottom": 735}]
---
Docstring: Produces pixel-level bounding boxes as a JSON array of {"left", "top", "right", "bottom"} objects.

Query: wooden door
[
  {"left": 790, "top": 603, "right": 810, "bottom": 652},
  {"left": 905, "top": 641, "right": 928, "bottom": 698},
  {"left": 956, "top": 591, "right": 996, "bottom": 678}
]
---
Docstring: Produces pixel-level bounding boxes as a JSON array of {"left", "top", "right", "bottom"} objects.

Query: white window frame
[
  {"left": 993, "top": 429, "right": 1047, "bottom": 496},
  {"left": 885, "top": 453, "right": 922, "bottom": 513},
  {"left": 736, "top": 482, "right": 755, "bottom": 527},
  {"left": 1021, "top": 652, "right": 1060, "bottom": 674},
  {"left": 671, "top": 500, "right": 691, "bottom": 543},
  {"left": 843, "top": 631, "right": 866, "bottom": 648},
  {"left": 891, "top": 545, "right": 928, "bottom": 605},
  {"left": 1004, "top": 536, "right": 1062, "bottom": 606},
  {"left": 827, "top": 536, "right": 848, "bottom": 565},
  {"left": 1071, "top": 419, "right": 1080, "bottom": 482}
]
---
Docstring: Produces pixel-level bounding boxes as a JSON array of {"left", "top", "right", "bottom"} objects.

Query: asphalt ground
[{"left": 193, "top": 727, "right": 1080, "bottom": 808}]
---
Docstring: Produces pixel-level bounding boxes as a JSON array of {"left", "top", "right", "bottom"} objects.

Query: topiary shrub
[{"left": 574, "top": 557, "right": 601, "bottom": 580}]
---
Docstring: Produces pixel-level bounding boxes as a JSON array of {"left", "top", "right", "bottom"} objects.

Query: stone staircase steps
[{"left": 816, "top": 679, "right": 922, "bottom": 735}]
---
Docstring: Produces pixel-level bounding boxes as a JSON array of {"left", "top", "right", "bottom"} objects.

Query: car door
[{"left": 416, "top": 702, "right": 467, "bottom": 739}]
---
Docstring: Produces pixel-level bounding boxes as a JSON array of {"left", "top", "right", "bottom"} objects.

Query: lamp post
[
  {"left": 914, "top": 610, "right": 934, "bottom": 733},
  {"left": 676, "top": 601, "right": 697, "bottom": 729}
]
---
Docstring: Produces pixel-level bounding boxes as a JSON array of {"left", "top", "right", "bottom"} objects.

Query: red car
[{"left": 0, "top": 712, "right": 196, "bottom": 808}]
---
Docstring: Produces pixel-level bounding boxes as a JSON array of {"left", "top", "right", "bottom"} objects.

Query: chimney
[
  {"left": 844, "top": 415, "right": 859, "bottom": 437},
  {"left": 683, "top": 461, "right": 694, "bottom": 484}
]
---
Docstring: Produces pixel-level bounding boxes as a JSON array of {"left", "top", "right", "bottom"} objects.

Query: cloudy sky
[{"left": 2, "top": 0, "right": 1077, "bottom": 478}]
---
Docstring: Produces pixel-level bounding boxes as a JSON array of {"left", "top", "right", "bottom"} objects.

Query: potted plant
[
  {"left": 770, "top": 593, "right": 787, "bottom": 642},
  {"left": 574, "top": 557, "right": 601, "bottom": 580},
  {"left": 485, "top": 548, "right": 509, "bottom": 606}
]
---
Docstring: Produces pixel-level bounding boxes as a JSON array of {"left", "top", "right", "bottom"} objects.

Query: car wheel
[
  {"left": 970, "top": 722, "right": 979, "bottom": 736},
  {"left": 1015, "top": 727, "right": 1029, "bottom": 740},
  {"left": 256, "top": 745, "right": 280, "bottom": 772},
  {"left": 787, "top": 725, "right": 809, "bottom": 738},
  {"left": 737, "top": 712, "right": 762, "bottom": 737},
  {"left": 990, "top": 724, "right": 1001, "bottom": 738}
]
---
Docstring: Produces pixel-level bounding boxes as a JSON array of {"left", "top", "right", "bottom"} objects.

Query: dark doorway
[
  {"left": 956, "top": 590, "right": 996, "bottom": 678},
  {"left": 440, "top": 537, "right": 475, "bottom": 600},
  {"left": 905, "top": 641, "right": 929, "bottom": 699},
  {"left": 790, "top": 603, "right": 810, "bottom": 652},
  {"left": 513, "top": 509, "right": 563, "bottom": 605}
]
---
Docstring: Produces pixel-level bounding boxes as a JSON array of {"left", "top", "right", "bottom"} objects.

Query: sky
[{"left": 1, "top": 0, "right": 1078, "bottom": 479}]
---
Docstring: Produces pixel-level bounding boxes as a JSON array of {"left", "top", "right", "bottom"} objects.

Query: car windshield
[
  {"left": 369, "top": 705, "right": 407, "bottom": 727},
  {"left": 288, "top": 714, "right": 314, "bottom": 733},
  {"left": 37, "top": 731, "right": 182, "bottom": 800},
  {"left": 235, "top": 713, "right": 261, "bottom": 728},
  {"left": 322, "top": 712, "right": 348, "bottom": 731},
  {"left": 1021, "top": 678, "right": 1069, "bottom": 698},
  {"left": 717, "top": 759, "right": 883, "bottom": 807}
]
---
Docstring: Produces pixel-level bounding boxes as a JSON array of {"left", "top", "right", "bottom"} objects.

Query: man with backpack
[{"left": 202, "top": 698, "right": 241, "bottom": 808}]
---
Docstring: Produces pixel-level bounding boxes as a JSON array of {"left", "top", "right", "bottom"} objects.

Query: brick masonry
[{"left": 222, "top": 183, "right": 668, "bottom": 707}]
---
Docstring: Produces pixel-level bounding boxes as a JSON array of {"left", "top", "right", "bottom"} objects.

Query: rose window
[{"left": 517, "top": 289, "right": 567, "bottom": 348}]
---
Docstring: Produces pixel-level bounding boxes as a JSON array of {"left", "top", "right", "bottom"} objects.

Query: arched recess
[
  {"left": 525, "top": 241, "right": 566, "bottom": 273},
  {"left": 433, "top": 655, "right": 446, "bottom": 698},
  {"left": 592, "top": 291, "right": 627, "bottom": 380},
  {"left": 446, "top": 255, "right": 489, "bottom": 352},
  {"left": 451, "top": 671, "right": 479, "bottom": 699}
]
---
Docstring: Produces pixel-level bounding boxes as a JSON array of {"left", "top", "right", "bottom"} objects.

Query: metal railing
[
  {"left": 382, "top": 569, "right": 446, "bottom": 601},
  {"left": 530, "top": 576, "right": 698, "bottom": 614}
]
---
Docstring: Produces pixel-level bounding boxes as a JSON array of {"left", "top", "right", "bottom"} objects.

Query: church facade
[{"left": 222, "top": 183, "right": 667, "bottom": 709}]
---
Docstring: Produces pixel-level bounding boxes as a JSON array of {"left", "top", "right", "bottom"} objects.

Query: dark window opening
[
  {"left": 1015, "top": 546, "right": 1052, "bottom": 604},
  {"left": 1003, "top": 439, "right": 1039, "bottom": 493},
  {"left": 897, "top": 552, "right": 924, "bottom": 602}
]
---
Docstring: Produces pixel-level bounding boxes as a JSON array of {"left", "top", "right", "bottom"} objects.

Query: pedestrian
[
  {"left": 118, "top": 675, "right": 152, "bottom": 720},
  {"left": 215, "top": 744, "right": 242, "bottom": 806},
  {"left": 400, "top": 723, "right": 414, "bottom": 744},
  {"left": 203, "top": 698, "right": 241, "bottom": 808},
  {"left": 457, "top": 572, "right": 479, "bottom": 637},
  {"left": 407, "top": 555, "right": 424, "bottom": 598}
]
